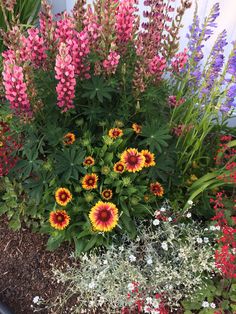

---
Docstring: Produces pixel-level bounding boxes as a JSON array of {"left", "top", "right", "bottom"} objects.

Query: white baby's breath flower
[
  {"left": 89, "top": 301, "right": 95, "bottom": 307},
  {"left": 144, "top": 305, "right": 151, "bottom": 313},
  {"left": 147, "top": 257, "right": 153, "bottom": 265},
  {"left": 160, "top": 207, "right": 166, "bottom": 212},
  {"left": 196, "top": 237, "right": 203, "bottom": 244},
  {"left": 152, "top": 299, "right": 160, "bottom": 308},
  {"left": 204, "top": 237, "right": 209, "bottom": 243},
  {"left": 186, "top": 212, "right": 192, "bottom": 218},
  {"left": 129, "top": 254, "right": 136, "bottom": 262},
  {"left": 210, "top": 302, "right": 216, "bottom": 309},
  {"left": 168, "top": 217, "right": 172, "bottom": 222},
  {"left": 215, "top": 225, "right": 221, "bottom": 231},
  {"left": 146, "top": 297, "right": 153, "bottom": 304},
  {"left": 103, "top": 259, "right": 108, "bottom": 265},
  {"left": 153, "top": 219, "right": 160, "bottom": 226},
  {"left": 88, "top": 281, "right": 96, "bottom": 289},
  {"left": 33, "top": 296, "right": 40, "bottom": 304},
  {"left": 187, "top": 200, "right": 193, "bottom": 206},
  {"left": 128, "top": 283, "right": 135, "bottom": 291},
  {"left": 210, "top": 225, "right": 216, "bottom": 231},
  {"left": 119, "top": 245, "right": 124, "bottom": 251},
  {"left": 161, "top": 242, "right": 168, "bottom": 251},
  {"left": 202, "top": 301, "right": 209, "bottom": 308}
]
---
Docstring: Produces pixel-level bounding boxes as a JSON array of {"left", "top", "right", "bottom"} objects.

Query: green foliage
[
  {"left": 82, "top": 76, "right": 116, "bottom": 103},
  {"left": 139, "top": 121, "right": 172, "bottom": 153},
  {"left": 53, "top": 147, "right": 86, "bottom": 182},
  {"left": 182, "top": 278, "right": 236, "bottom": 314},
  {"left": 0, "top": 0, "right": 41, "bottom": 53}
]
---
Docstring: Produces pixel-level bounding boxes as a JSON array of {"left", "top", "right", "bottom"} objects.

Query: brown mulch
[{"left": 0, "top": 216, "right": 73, "bottom": 314}]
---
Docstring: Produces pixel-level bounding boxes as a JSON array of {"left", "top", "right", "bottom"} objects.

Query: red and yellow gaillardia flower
[
  {"left": 49, "top": 210, "right": 70, "bottom": 230},
  {"left": 82, "top": 173, "right": 98, "bottom": 190},
  {"left": 83, "top": 156, "right": 95, "bottom": 167},
  {"left": 150, "top": 182, "right": 164, "bottom": 197},
  {"left": 141, "top": 150, "right": 156, "bottom": 167},
  {"left": 113, "top": 161, "right": 126, "bottom": 173},
  {"left": 108, "top": 128, "right": 123, "bottom": 139},
  {"left": 101, "top": 189, "right": 113, "bottom": 200},
  {"left": 89, "top": 201, "right": 119, "bottom": 232},
  {"left": 55, "top": 188, "right": 72, "bottom": 206},
  {"left": 120, "top": 148, "right": 145, "bottom": 172},
  {"left": 132, "top": 123, "right": 142, "bottom": 134},
  {"left": 63, "top": 132, "right": 76, "bottom": 145}
]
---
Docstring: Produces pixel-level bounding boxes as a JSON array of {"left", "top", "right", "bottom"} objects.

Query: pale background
[{"left": 49, "top": 0, "right": 236, "bottom": 125}]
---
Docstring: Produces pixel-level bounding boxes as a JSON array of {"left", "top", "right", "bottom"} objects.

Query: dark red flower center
[
  {"left": 60, "top": 192, "right": 67, "bottom": 200},
  {"left": 104, "top": 191, "right": 111, "bottom": 198},
  {"left": 86, "top": 159, "right": 92, "bottom": 164},
  {"left": 152, "top": 184, "right": 161, "bottom": 193},
  {"left": 113, "top": 130, "right": 120, "bottom": 136},
  {"left": 56, "top": 214, "right": 64, "bottom": 222},
  {"left": 87, "top": 178, "right": 95, "bottom": 185},
  {"left": 144, "top": 154, "right": 151, "bottom": 163},
  {"left": 117, "top": 164, "right": 124, "bottom": 171},
  {"left": 98, "top": 209, "right": 111, "bottom": 222},
  {"left": 128, "top": 155, "right": 138, "bottom": 165}
]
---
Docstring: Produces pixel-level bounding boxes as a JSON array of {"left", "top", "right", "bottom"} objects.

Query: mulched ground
[{"left": 0, "top": 216, "right": 74, "bottom": 314}]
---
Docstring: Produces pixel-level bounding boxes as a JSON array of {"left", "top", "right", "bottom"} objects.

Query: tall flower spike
[
  {"left": 103, "top": 50, "right": 120, "bottom": 75},
  {"left": 2, "top": 53, "right": 32, "bottom": 118},
  {"left": 73, "top": 0, "right": 87, "bottom": 30},
  {"left": 200, "top": 30, "right": 227, "bottom": 97},
  {"left": 2, "top": 0, "right": 16, "bottom": 12},
  {"left": 55, "top": 43, "right": 76, "bottom": 112},
  {"left": 115, "top": 0, "right": 138, "bottom": 50},
  {"left": 22, "top": 29, "right": 47, "bottom": 69},
  {"left": 39, "top": 0, "right": 56, "bottom": 48}
]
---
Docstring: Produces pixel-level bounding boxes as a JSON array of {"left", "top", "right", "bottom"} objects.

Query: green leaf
[
  {"left": 84, "top": 236, "right": 99, "bottom": 252},
  {"left": 120, "top": 214, "right": 137, "bottom": 239},
  {"left": 74, "top": 237, "right": 86, "bottom": 256},
  {"left": 47, "top": 233, "right": 65, "bottom": 251}
]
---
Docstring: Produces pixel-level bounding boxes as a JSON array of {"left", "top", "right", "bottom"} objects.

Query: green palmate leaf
[
  {"left": 82, "top": 76, "right": 115, "bottom": 103},
  {"left": 139, "top": 121, "right": 172, "bottom": 153},
  {"left": 54, "top": 147, "right": 86, "bottom": 181},
  {"left": 23, "top": 172, "right": 53, "bottom": 205}
]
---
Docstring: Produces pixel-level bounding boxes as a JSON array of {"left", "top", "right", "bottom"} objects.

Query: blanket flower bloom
[
  {"left": 55, "top": 43, "right": 76, "bottom": 112},
  {"left": 49, "top": 210, "right": 70, "bottom": 230},
  {"left": 114, "top": 161, "right": 126, "bottom": 173},
  {"left": 63, "top": 132, "right": 76, "bottom": 145},
  {"left": 83, "top": 156, "right": 95, "bottom": 167},
  {"left": 101, "top": 189, "right": 113, "bottom": 200},
  {"left": 55, "top": 188, "right": 72, "bottom": 206},
  {"left": 141, "top": 150, "right": 156, "bottom": 167},
  {"left": 82, "top": 173, "right": 98, "bottom": 190},
  {"left": 121, "top": 148, "right": 145, "bottom": 172},
  {"left": 132, "top": 123, "right": 142, "bottom": 134},
  {"left": 150, "top": 182, "right": 164, "bottom": 197},
  {"left": 89, "top": 201, "right": 118, "bottom": 232},
  {"left": 108, "top": 128, "right": 123, "bottom": 139}
]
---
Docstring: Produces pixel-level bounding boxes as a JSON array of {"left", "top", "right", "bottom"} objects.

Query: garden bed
[{"left": 0, "top": 216, "right": 73, "bottom": 314}]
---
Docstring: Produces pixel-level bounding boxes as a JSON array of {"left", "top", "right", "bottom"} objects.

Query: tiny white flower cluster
[
  {"left": 202, "top": 301, "right": 216, "bottom": 309},
  {"left": 50, "top": 215, "right": 216, "bottom": 313}
]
